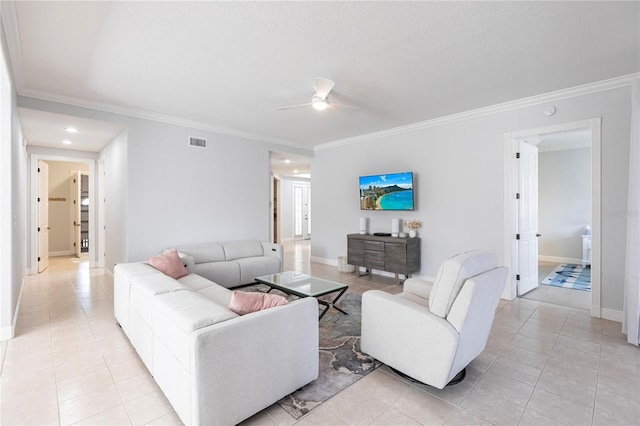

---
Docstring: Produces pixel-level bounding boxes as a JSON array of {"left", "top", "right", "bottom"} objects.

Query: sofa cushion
[
  {"left": 194, "top": 262, "right": 240, "bottom": 288},
  {"left": 236, "top": 256, "right": 282, "bottom": 285},
  {"left": 197, "top": 285, "right": 233, "bottom": 307},
  {"left": 131, "top": 273, "right": 187, "bottom": 298},
  {"left": 114, "top": 262, "right": 160, "bottom": 333},
  {"left": 177, "top": 273, "right": 217, "bottom": 292},
  {"left": 153, "top": 290, "right": 238, "bottom": 334},
  {"left": 228, "top": 291, "right": 288, "bottom": 315},
  {"left": 148, "top": 249, "right": 188, "bottom": 279},
  {"left": 429, "top": 250, "right": 498, "bottom": 318},
  {"left": 130, "top": 274, "right": 187, "bottom": 326},
  {"left": 177, "top": 243, "right": 226, "bottom": 264},
  {"left": 222, "top": 241, "right": 264, "bottom": 261},
  {"left": 115, "top": 262, "right": 159, "bottom": 281}
]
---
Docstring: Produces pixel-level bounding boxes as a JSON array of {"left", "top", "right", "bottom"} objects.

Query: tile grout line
[
  {"left": 80, "top": 265, "right": 137, "bottom": 426},
  {"left": 513, "top": 305, "right": 567, "bottom": 425},
  {"left": 590, "top": 320, "right": 605, "bottom": 426}
]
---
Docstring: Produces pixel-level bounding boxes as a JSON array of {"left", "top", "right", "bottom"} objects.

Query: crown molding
[
  {"left": 1, "top": 0, "right": 25, "bottom": 92},
  {"left": 315, "top": 73, "right": 640, "bottom": 151},
  {"left": 18, "top": 88, "right": 312, "bottom": 152}
]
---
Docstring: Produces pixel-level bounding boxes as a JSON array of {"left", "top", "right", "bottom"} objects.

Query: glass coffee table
[{"left": 255, "top": 272, "right": 349, "bottom": 319}]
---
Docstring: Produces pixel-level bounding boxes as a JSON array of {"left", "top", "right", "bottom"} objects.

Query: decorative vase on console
[{"left": 404, "top": 219, "right": 422, "bottom": 238}]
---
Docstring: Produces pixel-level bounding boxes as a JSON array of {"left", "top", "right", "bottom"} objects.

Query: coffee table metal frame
[{"left": 255, "top": 272, "right": 349, "bottom": 319}]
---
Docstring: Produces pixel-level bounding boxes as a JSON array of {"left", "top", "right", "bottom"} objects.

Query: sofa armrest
[
  {"left": 190, "top": 297, "right": 318, "bottom": 425},
  {"left": 361, "top": 290, "right": 459, "bottom": 389},
  {"left": 403, "top": 278, "right": 433, "bottom": 300},
  {"left": 261, "top": 242, "right": 283, "bottom": 269}
]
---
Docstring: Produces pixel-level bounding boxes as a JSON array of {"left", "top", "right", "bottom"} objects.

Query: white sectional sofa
[
  {"left": 174, "top": 241, "right": 283, "bottom": 288},
  {"left": 114, "top": 241, "right": 319, "bottom": 426}
]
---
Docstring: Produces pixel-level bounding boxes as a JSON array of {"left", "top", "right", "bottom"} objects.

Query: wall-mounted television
[{"left": 360, "top": 171, "right": 414, "bottom": 211}]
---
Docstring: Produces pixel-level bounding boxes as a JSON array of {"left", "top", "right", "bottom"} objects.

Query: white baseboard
[
  {"left": 600, "top": 307, "right": 623, "bottom": 322},
  {"left": 49, "top": 250, "right": 74, "bottom": 257},
  {"left": 311, "top": 256, "right": 337, "bottom": 266},
  {"left": 310, "top": 256, "right": 432, "bottom": 282},
  {"left": 0, "top": 325, "right": 13, "bottom": 341},
  {"left": 538, "top": 255, "right": 583, "bottom": 264},
  {"left": 0, "top": 276, "right": 26, "bottom": 341}
]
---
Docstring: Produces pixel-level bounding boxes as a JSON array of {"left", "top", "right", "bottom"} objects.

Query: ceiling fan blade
[
  {"left": 331, "top": 102, "right": 358, "bottom": 110},
  {"left": 314, "top": 78, "right": 335, "bottom": 100},
  {"left": 274, "top": 102, "right": 312, "bottom": 111}
]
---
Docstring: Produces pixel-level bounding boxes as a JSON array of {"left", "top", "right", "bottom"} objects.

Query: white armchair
[{"left": 361, "top": 250, "right": 507, "bottom": 389}]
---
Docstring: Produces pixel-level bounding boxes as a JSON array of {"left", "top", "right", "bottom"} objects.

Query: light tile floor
[
  {"left": 1, "top": 242, "right": 638, "bottom": 425},
  {"left": 521, "top": 262, "right": 591, "bottom": 310}
]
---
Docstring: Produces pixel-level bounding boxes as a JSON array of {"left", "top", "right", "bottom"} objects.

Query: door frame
[
  {"left": 503, "top": 118, "right": 602, "bottom": 317},
  {"left": 270, "top": 175, "right": 281, "bottom": 244},
  {"left": 29, "top": 153, "right": 103, "bottom": 273}
]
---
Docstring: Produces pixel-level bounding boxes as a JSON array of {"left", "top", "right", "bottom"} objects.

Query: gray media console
[{"left": 347, "top": 233, "right": 421, "bottom": 283}]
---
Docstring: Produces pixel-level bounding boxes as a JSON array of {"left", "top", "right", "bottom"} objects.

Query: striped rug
[{"left": 541, "top": 263, "right": 591, "bottom": 291}]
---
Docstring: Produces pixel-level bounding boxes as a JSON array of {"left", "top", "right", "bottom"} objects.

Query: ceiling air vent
[{"left": 189, "top": 136, "right": 207, "bottom": 148}]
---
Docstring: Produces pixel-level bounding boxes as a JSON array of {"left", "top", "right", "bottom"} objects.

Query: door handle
[{"left": 536, "top": 233, "right": 542, "bottom": 237}]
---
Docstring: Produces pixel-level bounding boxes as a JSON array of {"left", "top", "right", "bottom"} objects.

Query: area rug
[
  {"left": 541, "top": 263, "right": 591, "bottom": 291},
  {"left": 243, "top": 284, "right": 380, "bottom": 419}
]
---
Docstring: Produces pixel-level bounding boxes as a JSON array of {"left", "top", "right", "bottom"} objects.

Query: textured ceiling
[
  {"left": 18, "top": 108, "right": 125, "bottom": 152},
  {"left": 6, "top": 1, "right": 640, "bottom": 150}
]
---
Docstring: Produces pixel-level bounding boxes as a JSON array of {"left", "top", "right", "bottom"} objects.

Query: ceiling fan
[{"left": 275, "top": 78, "right": 352, "bottom": 111}]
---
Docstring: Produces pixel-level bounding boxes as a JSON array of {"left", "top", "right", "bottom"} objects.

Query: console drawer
[
  {"left": 364, "top": 251, "right": 385, "bottom": 269},
  {"left": 364, "top": 241, "right": 385, "bottom": 252}
]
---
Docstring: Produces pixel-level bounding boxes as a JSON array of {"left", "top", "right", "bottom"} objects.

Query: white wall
[
  {"left": 313, "top": 86, "right": 632, "bottom": 312},
  {"left": 0, "top": 22, "right": 27, "bottom": 340},
  {"left": 46, "top": 160, "right": 88, "bottom": 255},
  {"left": 538, "top": 148, "right": 591, "bottom": 260},
  {"left": 18, "top": 97, "right": 313, "bottom": 272},
  {"left": 279, "top": 178, "right": 294, "bottom": 241},
  {"left": 100, "top": 129, "right": 128, "bottom": 272}
]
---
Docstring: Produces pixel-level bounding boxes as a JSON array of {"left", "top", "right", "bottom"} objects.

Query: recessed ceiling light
[
  {"left": 283, "top": 159, "right": 291, "bottom": 163},
  {"left": 293, "top": 169, "right": 299, "bottom": 174},
  {"left": 65, "top": 127, "right": 78, "bottom": 133},
  {"left": 62, "top": 140, "right": 72, "bottom": 145}
]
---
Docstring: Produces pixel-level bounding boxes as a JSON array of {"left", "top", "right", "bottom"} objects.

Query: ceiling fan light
[{"left": 311, "top": 96, "right": 328, "bottom": 111}]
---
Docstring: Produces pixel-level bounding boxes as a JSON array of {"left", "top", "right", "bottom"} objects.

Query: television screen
[{"left": 360, "top": 172, "right": 414, "bottom": 210}]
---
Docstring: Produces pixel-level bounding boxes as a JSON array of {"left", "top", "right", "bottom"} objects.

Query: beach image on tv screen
[{"left": 360, "top": 172, "right": 414, "bottom": 210}]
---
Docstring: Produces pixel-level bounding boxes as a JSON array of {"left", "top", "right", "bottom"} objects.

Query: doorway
[
  {"left": 504, "top": 118, "right": 602, "bottom": 317},
  {"left": 30, "top": 154, "right": 101, "bottom": 274},
  {"left": 269, "top": 151, "right": 313, "bottom": 243},
  {"left": 520, "top": 129, "right": 593, "bottom": 310}
]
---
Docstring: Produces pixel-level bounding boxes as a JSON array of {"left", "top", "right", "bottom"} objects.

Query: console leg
[{"left": 356, "top": 267, "right": 370, "bottom": 277}]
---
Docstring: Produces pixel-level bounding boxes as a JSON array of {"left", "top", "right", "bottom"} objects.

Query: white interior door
[
  {"left": 37, "top": 160, "right": 49, "bottom": 272},
  {"left": 73, "top": 171, "right": 82, "bottom": 257},
  {"left": 293, "top": 182, "right": 311, "bottom": 240},
  {"left": 517, "top": 140, "right": 539, "bottom": 295}
]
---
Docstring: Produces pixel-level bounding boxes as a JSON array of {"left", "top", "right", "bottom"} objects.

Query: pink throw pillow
[
  {"left": 228, "top": 291, "right": 288, "bottom": 315},
  {"left": 148, "top": 249, "right": 189, "bottom": 279}
]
